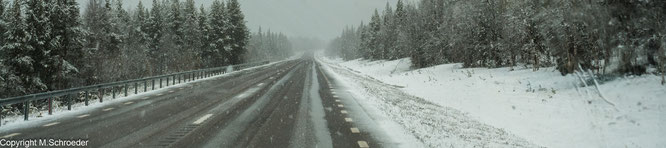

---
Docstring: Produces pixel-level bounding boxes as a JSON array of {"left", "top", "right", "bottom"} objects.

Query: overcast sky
[{"left": 76, "top": 0, "right": 415, "bottom": 41}]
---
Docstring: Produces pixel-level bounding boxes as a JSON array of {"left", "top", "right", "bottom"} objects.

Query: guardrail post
[
  {"left": 144, "top": 80, "right": 148, "bottom": 92},
  {"left": 99, "top": 89, "right": 104, "bottom": 103},
  {"left": 85, "top": 90, "right": 89, "bottom": 106},
  {"left": 178, "top": 74, "right": 181, "bottom": 83},
  {"left": 112, "top": 87, "right": 116, "bottom": 99},
  {"left": 152, "top": 79, "right": 155, "bottom": 90},
  {"left": 48, "top": 97, "right": 53, "bottom": 115},
  {"left": 166, "top": 77, "right": 170, "bottom": 86},
  {"left": 68, "top": 94, "right": 72, "bottom": 111},
  {"left": 24, "top": 100, "right": 29, "bottom": 121},
  {"left": 160, "top": 78, "right": 163, "bottom": 88},
  {"left": 173, "top": 75, "right": 176, "bottom": 84},
  {"left": 124, "top": 83, "right": 128, "bottom": 97},
  {"left": 134, "top": 82, "right": 138, "bottom": 94}
]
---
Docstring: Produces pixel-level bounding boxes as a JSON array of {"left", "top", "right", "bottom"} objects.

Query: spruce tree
[
  {"left": 2, "top": 0, "right": 45, "bottom": 96},
  {"left": 147, "top": 0, "right": 165, "bottom": 74},
  {"left": 197, "top": 5, "right": 210, "bottom": 68},
  {"left": 226, "top": 0, "right": 249, "bottom": 64},
  {"left": 207, "top": 0, "right": 228, "bottom": 67},
  {"left": 49, "top": 0, "right": 85, "bottom": 89}
]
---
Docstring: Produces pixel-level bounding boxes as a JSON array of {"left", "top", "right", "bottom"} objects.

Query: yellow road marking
[
  {"left": 77, "top": 114, "right": 90, "bottom": 118},
  {"left": 358, "top": 141, "right": 369, "bottom": 148},
  {"left": 43, "top": 122, "right": 60, "bottom": 127},
  {"left": 1, "top": 133, "right": 20, "bottom": 138},
  {"left": 350, "top": 128, "right": 360, "bottom": 133}
]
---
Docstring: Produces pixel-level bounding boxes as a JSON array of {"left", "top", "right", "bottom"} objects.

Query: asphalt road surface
[{"left": 0, "top": 56, "right": 384, "bottom": 148}]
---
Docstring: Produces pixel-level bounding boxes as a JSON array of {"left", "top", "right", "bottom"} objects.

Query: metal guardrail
[{"left": 0, "top": 61, "right": 270, "bottom": 126}]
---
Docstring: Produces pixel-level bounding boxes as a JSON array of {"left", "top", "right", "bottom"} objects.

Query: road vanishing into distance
[{"left": 0, "top": 55, "right": 383, "bottom": 148}]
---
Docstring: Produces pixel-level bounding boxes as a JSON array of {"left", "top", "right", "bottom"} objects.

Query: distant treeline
[
  {"left": 328, "top": 0, "right": 666, "bottom": 78},
  {"left": 0, "top": 0, "right": 292, "bottom": 98}
]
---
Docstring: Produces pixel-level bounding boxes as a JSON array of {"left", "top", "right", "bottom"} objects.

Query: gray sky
[{"left": 77, "top": 0, "right": 414, "bottom": 41}]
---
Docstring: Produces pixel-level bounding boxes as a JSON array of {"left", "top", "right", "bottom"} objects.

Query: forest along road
[{"left": 0, "top": 56, "right": 383, "bottom": 148}]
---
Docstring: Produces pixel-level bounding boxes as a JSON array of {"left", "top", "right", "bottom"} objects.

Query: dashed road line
[
  {"left": 124, "top": 101, "right": 134, "bottom": 105},
  {"left": 193, "top": 114, "right": 213, "bottom": 125},
  {"left": 102, "top": 108, "right": 115, "bottom": 111},
  {"left": 142, "top": 97, "right": 149, "bottom": 100},
  {"left": 156, "top": 93, "right": 163, "bottom": 96},
  {"left": 357, "top": 141, "right": 370, "bottom": 148},
  {"left": 1, "top": 133, "right": 20, "bottom": 138},
  {"left": 333, "top": 95, "right": 338, "bottom": 98},
  {"left": 42, "top": 122, "right": 60, "bottom": 127},
  {"left": 335, "top": 99, "right": 341, "bottom": 102},
  {"left": 337, "top": 104, "right": 344, "bottom": 108},
  {"left": 350, "top": 128, "right": 360, "bottom": 133},
  {"left": 341, "top": 110, "right": 348, "bottom": 114},
  {"left": 345, "top": 118, "right": 353, "bottom": 122},
  {"left": 169, "top": 90, "right": 174, "bottom": 93},
  {"left": 77, "top": 114, "right": 90, "bottom": 118}
]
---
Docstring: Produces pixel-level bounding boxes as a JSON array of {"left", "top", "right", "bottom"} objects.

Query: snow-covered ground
[{"left": 319, "top": 56, "right": 666, "bottom": 148}]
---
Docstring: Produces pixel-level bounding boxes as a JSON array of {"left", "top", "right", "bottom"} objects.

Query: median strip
[{"left": 193, "top": 114, "right": 213, "bottom": 125}]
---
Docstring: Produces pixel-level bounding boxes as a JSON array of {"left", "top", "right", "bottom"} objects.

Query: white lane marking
[
  {"left": 358, "top": 141, "right": 370, "bottom": 148},
  {"left": 42, "top": 122, "right": 60, "bottom": 127},
  {"left": 337, "top": 104, "right": 344, "bottom": 108},
  {"left": 333, "top": 95, "right": 338, "bottom": 98},
  {"left": 2, "top": 133, "right": 20, "bottom": 138},
  {"left": 335, "top": 100, "right": 341, "bottom": 102},
  {"left": 193, "top": 114, "right": 213, "bottom": 125},
  {"left": 142, "top": 97, "right": 149, "bottom": 100},
  {"left": 156, "top": 93, "right": 163, "bottom": 96},
  {"left": 169, "top": 90, "right": 174, "bottom": 93},
  {"left": 102, "top": 108, "right": 114, "bottom": 111},
  {"left": 341, "top": 110, "right": 348, "bottom": 114},
  {"left": 77, "top": 114, "right": 90, "bottom": 118},
  {"left": 345, "top": 118, "right": 353, "bottom": 122},
  {"left": 124, "top": 101, "right": 134, "bottom": 105},
  {"left": 257, "top": 83, "right": 265, "bottom": 86},
  {"left": 331, "top": 92, "right": 336, "bottom": 94},
  {"left": 350, "top": 128, "right": 360, "bottom": 133}
]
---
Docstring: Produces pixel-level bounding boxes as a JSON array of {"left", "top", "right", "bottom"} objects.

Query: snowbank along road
[{"left": 0, "top": 55, "right": 390, "bottom": 148}]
